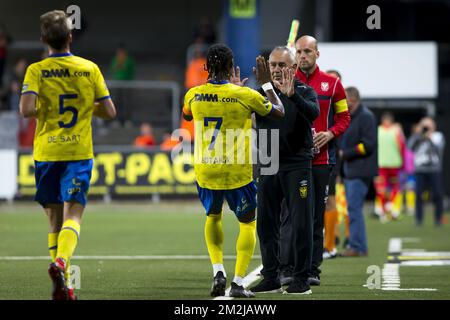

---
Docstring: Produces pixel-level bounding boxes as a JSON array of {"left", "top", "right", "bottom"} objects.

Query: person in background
[
  {"left": 293, "top": 35, "right": 350, "bottom": 285},
  {"left": 339, "top": 87, "right": 377, "bottom": 257},
  {"left": 12, "top": 59, "right": 35, "bottom": 147},
  {"left": 0, "top": 57, "right": 34, "bottom": 147},
  {"left": 323, "top": 69, "right": 345, "bottom": 259},
  {"left": 110, "top": 42, "right": 135, "bottom": 80},
  {"left": 160, "top": 115, "right": 195, "bottom": 151},
  {"left": 6, "top": 58, "right": 28, "bottom": 111},
  {"left": 110, "top": 42, "right": 134, "bottom": 126},
  {"left": 134, "top": 122, "right": 156, "bottom": 147},
  {"left": 185, "top": 44, "right": 208, "bottom": 89},
  {"left": 408, "top": 117, "right": 446, "bottom": 226},
  {"left": 374, "top": 112, "right": 405, "bottom": 222}
]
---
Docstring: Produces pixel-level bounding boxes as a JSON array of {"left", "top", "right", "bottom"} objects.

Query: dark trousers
[
  {"left": 280, "top": 200, "right": 294, "bottom": 272},
  {"left": 415, "top": 172, "right": 444, "bottom": 226},
  {"left": 279, "top": 165, "right": 331, "bottom": 277},
  {"left": 257, "top": 168, "right": 313, "bottom": 282}
]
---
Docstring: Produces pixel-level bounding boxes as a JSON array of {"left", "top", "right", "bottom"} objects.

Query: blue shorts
[
  {"left": 196, "top": 181, "right": 257, "bottom": 218},
  {"left": 34, "top": 159, "right": 93, "bottom": 207}
]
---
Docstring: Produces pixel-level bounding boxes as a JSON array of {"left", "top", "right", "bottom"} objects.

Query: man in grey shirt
[{"left": 408, "top": 117, "right": 446, "bottom": 226}]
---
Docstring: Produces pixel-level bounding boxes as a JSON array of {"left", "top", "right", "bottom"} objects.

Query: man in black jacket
[
  {"left": 339, "top": 87, "right": 377, "bottom": 257},
  {"left": 250, "top": 46, "right": 319, "bottom": 295}
]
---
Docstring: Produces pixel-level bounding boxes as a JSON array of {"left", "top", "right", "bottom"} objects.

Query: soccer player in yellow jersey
[
  {"left": 183, "top": 44, "right": 285, "bottom": 298},
  {"left": 19, "top": 10, "right": 116, "bottom": 300}
]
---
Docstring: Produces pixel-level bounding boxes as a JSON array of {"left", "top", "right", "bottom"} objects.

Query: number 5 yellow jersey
[
  {"left": 21, "top": 53, "right": 110, "bottom": 162},
  {"left": 183, "top": 81, "right": 273, "bottom": 190}
]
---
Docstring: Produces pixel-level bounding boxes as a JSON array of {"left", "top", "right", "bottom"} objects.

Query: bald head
[
  {"left": 296, "top": 36, "right": 318, "bottom": 50},
  {"left": 295, "top": 35, "right": 319, "bottom": 74}
]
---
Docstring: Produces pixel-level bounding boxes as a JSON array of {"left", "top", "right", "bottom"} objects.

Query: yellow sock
[
  {"left": 48, "top": 232, "right": 59, "bottom": 262},
  {"left": 56, "top": 219, "right": 80, "bottom": 265},
  {"left": 392, "top": 193, "right": 403, "bottom": 217},
  {"left": 406, "top": 190, "right": 415, "bottom": 213},
  {"left": 235, "top": 220, "right": 256, "bottom": 278},
  {"left": 204, "top": 213, "right": 224, "bottom": 265}
]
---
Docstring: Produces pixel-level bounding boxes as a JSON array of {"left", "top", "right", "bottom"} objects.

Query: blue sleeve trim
[
  {"left": 268, "top": 103, "right": 276, "bottom": 115},
  {"left": 208, "top": 80, "right": 229, "bottom": 85},
  {"left": 96, "top": 95, "right": 111, "bottom": 102},
  {"left": 21, "top": 91, "right": 39, "bottom": 96},
  {"left": 49, "top": 52, "right": 73, "bottom": 58}
]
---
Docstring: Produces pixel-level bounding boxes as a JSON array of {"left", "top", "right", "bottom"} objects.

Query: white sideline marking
[
  {"left": 397, "top": 252, "right": 450, "bottom": 258},
  {"left": 382, "top": 238, "right": 438, "bottom": 291},
  {"left": 214, "top": 264, "right": 263, "bottom": 301},
  {"left": 0, "top": 255, "right": 262, "bottom": 261},
  {"left": 382, "top": 288, "right": 437, "bottom": 291},
  {"left": 402, "top": 249, "right": 426, "bottom": 252},
  {"left": 401, "top": 260, "right": 450, "bottom": 267},
  {"left": 401, "top": 238, "right": 421, "bottom": 243},
  {"left": 381, "top": 263, "right": 401, "bottom": 290},
  {"left": 388, "top": 238, "right": 402, "bottom": 253}
]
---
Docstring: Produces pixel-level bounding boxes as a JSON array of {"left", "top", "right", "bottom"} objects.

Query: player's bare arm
[
  {"left": 19, "top": 93, "right": 38, "bottom": 118},
  {"left": 93, "top": 98, "right": 117, "bottom": 120},
  {"left": 254, "top": 55, "right": 284, "bottom": 119}
]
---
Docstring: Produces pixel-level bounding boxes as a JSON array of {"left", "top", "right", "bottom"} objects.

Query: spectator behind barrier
[
  {"left": 407, "top": 117, "right": 446, "bottom": 226},
  {"left": 134, "top": 122, "right": 156, "bottom": 148},
  {"left": 6, "top": 58, "right": 28, "bottom": 111},
  {"left": 160, "top": 116, "right": 195, "bottom": 151},
  {"left": 110, "top": 42, "right": 135, "bottom": 80},
  {"left": 374, "top": 112, "right": 406, "bottom": 221},
  {"left": 110, "top": 42, "right": 135, "bottom": 127},
  {"left": 339, "top": 86, "right": 378, "bottom": 257},
  {"left": 185, "top": 44, "right": 208, "bottom": 89}
]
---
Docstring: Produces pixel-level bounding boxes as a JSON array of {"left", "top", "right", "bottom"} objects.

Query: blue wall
[{"left": 224, "top": 0, "right": 260, "bottom": 78}]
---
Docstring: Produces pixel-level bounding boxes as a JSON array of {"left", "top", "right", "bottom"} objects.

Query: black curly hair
[{"left": 205, "top": 44, "right": 234, "bottom": 81}]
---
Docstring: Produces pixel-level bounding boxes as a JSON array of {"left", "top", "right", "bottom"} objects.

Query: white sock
[
  {"left": 213, "top": 263, "right": 226, "bottom": 277},
  {"left": 233, "top": 276, "right": 243, "bottom": 286}
]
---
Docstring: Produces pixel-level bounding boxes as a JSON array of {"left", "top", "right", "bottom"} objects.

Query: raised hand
[
  {"left": 253, "top": 55, "right": 272, "bottom": 85},
  {"left": 273, "top": 67, "right": 295, "bottom": 97},
  {"left": 230, "top": 66, "right": 248, "bottom": 86}
]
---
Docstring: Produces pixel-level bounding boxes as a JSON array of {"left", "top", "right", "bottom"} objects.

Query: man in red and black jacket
[{"left": 279, "top": 35, "right": 350, "bottom": 286}]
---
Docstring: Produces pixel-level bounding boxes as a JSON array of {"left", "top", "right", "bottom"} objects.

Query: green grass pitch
[{"left": 0, "top": 201, "right": 449, "bottom": 300}]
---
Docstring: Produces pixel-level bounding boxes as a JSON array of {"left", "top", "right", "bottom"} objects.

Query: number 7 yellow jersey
[
  {"left": 183, "top": 81, "right": 273, "bottom": 190},
  {"left": 21, "top": 53, "right": 110, "bottom": 162}
]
